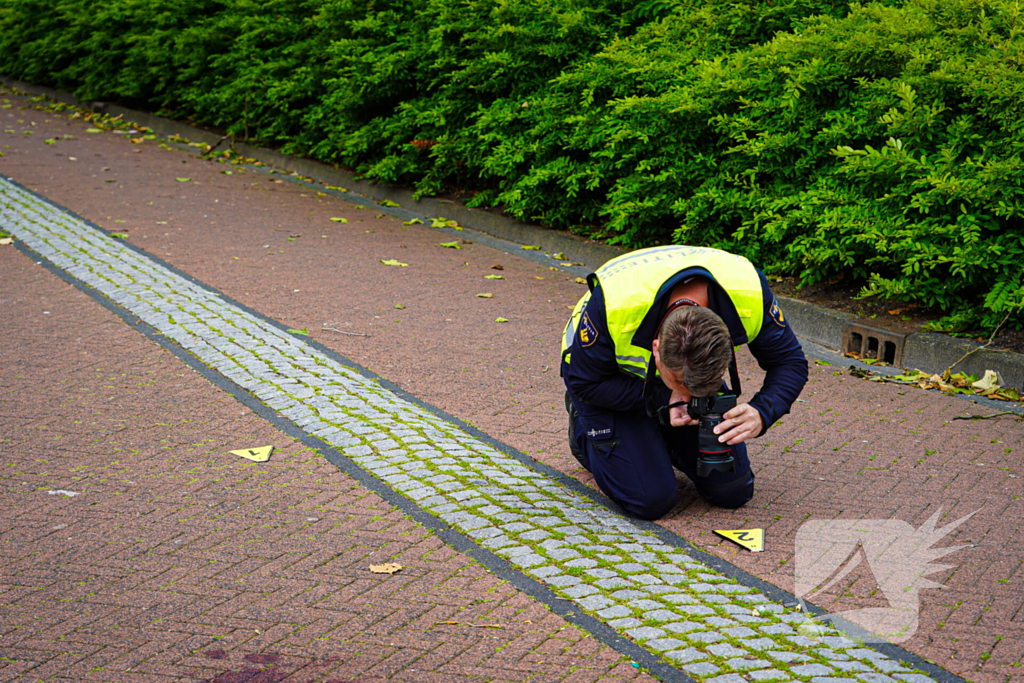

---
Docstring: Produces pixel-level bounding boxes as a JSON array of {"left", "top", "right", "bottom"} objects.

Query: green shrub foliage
[{"left": 2, "top": 0, "right": 1022, "bottom": 327}]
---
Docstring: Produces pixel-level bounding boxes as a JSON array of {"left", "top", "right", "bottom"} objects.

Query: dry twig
[
  {"left": 949, "top": 310, "right": 1014, "bottom": 372},
  {"left": 433, "top": 621, "right": 503, "bottom": 629},
  {"left": 953, "top": 411, "right": 1020, "bottom": 421},
  {"left": 322, "top": 323, "right": 370, "bottom": 337}
]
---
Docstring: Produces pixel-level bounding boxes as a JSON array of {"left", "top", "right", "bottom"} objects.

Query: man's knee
[
  {"left": 620, "top": 488, "right": 677, "bottom": 520},
  {"left": 697, "top": 469, "right": 755, "bottom": 509}
]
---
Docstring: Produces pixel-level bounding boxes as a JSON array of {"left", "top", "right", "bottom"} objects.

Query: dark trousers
[{"left": 568, "top": 391, "right": 755, "bottom": 520}]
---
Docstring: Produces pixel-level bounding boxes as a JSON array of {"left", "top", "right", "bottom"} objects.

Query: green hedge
[{"left": 2, "top": 0, "right": 1022, "bottom": 329}]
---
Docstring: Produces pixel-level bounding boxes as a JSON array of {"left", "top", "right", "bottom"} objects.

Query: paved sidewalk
[
  {"left": 2, "top": 88, "right": 1023, "bottom": 683},
  {"left": 0, "top": 194, "right": 640, "bottom": 682}
]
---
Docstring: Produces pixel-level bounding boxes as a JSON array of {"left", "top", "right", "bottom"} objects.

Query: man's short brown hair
[{"left": 657, "top": 306, "right": 732, "bottom": 397}]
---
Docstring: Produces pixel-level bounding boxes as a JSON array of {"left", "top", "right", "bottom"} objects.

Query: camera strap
[{"left": 728, "top": 348, "right": 742, "bottom": 397}]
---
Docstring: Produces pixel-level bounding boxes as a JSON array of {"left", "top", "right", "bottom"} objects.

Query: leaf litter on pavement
[{"left": 849, "top": 364, "right": 1021, "bottom": 402}]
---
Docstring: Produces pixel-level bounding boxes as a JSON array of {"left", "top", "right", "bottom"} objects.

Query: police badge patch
[
  {"left": 769, "top": 297, "right": 786, "bottom": 327},
  {"left": 579, "top": 311, "right": 599, "bottom": 347}
]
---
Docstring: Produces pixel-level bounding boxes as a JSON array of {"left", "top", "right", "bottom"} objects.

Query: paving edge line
[
  {"left": 1, "top": 173, "right": 968, "bottom": 683},
  {"left": 4, "top": 75, "right": 1024, "bottom": 395}
]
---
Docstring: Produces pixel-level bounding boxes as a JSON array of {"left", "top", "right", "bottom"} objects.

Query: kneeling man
[{"left": 561, "top": 245, "right": 808, "bottom": 520}]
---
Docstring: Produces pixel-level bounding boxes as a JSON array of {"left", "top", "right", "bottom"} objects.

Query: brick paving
[
  {"left": 0, "top": 211, "right": 642, "bottom": 682},
  {"left": 2, "top": 87, "right": 1023, "bottom": 683}
]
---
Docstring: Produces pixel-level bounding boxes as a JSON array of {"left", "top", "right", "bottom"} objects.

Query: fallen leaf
[
  {"left": 972, "top": 370, "right": 1001, "bottom": 393},
  {"left": 380, "top": 259, "right": 408, "bottom": 267},
  {"left": 110, "top": 233, "right": 129, "bottom": 239},
  {"left": 485, "top": 274, "right": 505, "bottom": 280},
  {"left": 574, "top": 277, "right": 587, "bottom": 284},
  {"left": 287, "top": 327, "right": 309, "bottom": 335},
  {"left": 0, "top": 238, "right": 13, "bottom": 246},
  {"left": 394, "top": 304, "right": 406, "bottom": 309},
  {"left": 86, "top": 128, "right": 102, "bottom": 133},
  {"left": 380, "top": 199, "right": 400, "bottom": 207},
  {"left": 476, "top": 293, "right": 493, "bottom": 298},
  {"left": 522, "top": 245, "right": 542, "bottom": 250},
  {"left": 439, "top": 241, "right": 461, "bottom": 249},
  {"left": 403, "top": 218, "right": 423, "bottom": 225},
  {"left": 993, "top": 387, "right": 1020, "bottom": 401},
  {"left": 534, "top": 276, "right": 544, "bottom": 280},
  {"left": 175, "top": 177, "right": 192, "bottom": 183},
  {"left": 495, "top": 317, "right": 510, "bottom": 323},
  {"left": 431, "top": 217, "right": 460, "bottom": 228},
  {"left": 326, "top": 185, "right": 349, "bottom": 192},
  {"left": 553, "top": 251, "right": 566, "bottom": 260},
  {"left": 44, "top": 138, "right": 56, "bottom": 145},
  {"left": 369, "top": 562, "right": 403, "bottom": 574},
  {"left": 329, "top": 217, "right": 348, "bottom": 223},
  {"left": 491, "top": 264, "right": 504, "bottom": 270}
]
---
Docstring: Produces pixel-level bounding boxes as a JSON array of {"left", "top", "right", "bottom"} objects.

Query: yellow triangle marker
[
  {"left": 714, "top": 528, "right": 764, "bottom": 552},
  {"left": 230, "top": 445, "right": 273, "bottom": 462}
]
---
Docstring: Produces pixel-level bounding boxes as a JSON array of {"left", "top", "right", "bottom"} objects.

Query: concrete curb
[{"left": 5, "top": 74, "right": 1024, "bottom": 393}]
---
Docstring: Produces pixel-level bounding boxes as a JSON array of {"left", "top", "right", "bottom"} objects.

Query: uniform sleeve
[
  {"left": 746, "top": 270, "right": 809, "bottom": 434},
  {"left": 562, "top": 286, "right": 650, "bottom": 412}
]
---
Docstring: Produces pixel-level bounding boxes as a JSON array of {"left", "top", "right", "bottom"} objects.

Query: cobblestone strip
[{"left": 0, "top": 176, "right": 939, "bottom": 683}]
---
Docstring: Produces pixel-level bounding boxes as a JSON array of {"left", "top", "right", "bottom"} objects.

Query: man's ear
[{"left": 651, "top": 338, "right": 660, "bottom": 367}]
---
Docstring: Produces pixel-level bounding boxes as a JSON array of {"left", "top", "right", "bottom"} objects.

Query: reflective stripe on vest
[{"left": 561, "top": 246, "right": 763, "bottom": 377}]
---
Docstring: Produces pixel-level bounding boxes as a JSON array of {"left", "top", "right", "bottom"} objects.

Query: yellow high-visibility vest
[{"left": 562, "top": 246, "right": 764, "bottom": 378}]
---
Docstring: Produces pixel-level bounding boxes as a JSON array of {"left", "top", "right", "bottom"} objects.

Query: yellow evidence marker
[
  {"left": 230, "top": 445, "right": 273, "bottom": 462},
  {"left": 714, "top": 528, "right": 764, "bottom": 552}
]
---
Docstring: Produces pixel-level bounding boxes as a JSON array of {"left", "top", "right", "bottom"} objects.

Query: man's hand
[
  {"left": 714, "top": 403, "right": 764, "bottom": 445},
  {"left": 668, "top": 389, "right": 696, "bottom": 427}
]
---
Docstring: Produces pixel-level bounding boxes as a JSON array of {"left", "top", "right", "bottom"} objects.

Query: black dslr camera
[
  {"left": 644, "top": 338, "right": 743, "bottom": 478},
  {"left": 652, "top": 390, "right": 738, "bottom": 476},
  {"left": 687, "top": 392, "right": 738, "bottom": 477}
]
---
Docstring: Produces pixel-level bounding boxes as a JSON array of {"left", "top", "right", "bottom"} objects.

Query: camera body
[{"left": 687, "top": 393, "right": 738, "bottom": 477}]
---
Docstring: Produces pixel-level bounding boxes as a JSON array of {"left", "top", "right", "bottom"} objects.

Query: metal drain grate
[{"left": 842, "top": 322, "right": 908, "bottom": 367}]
